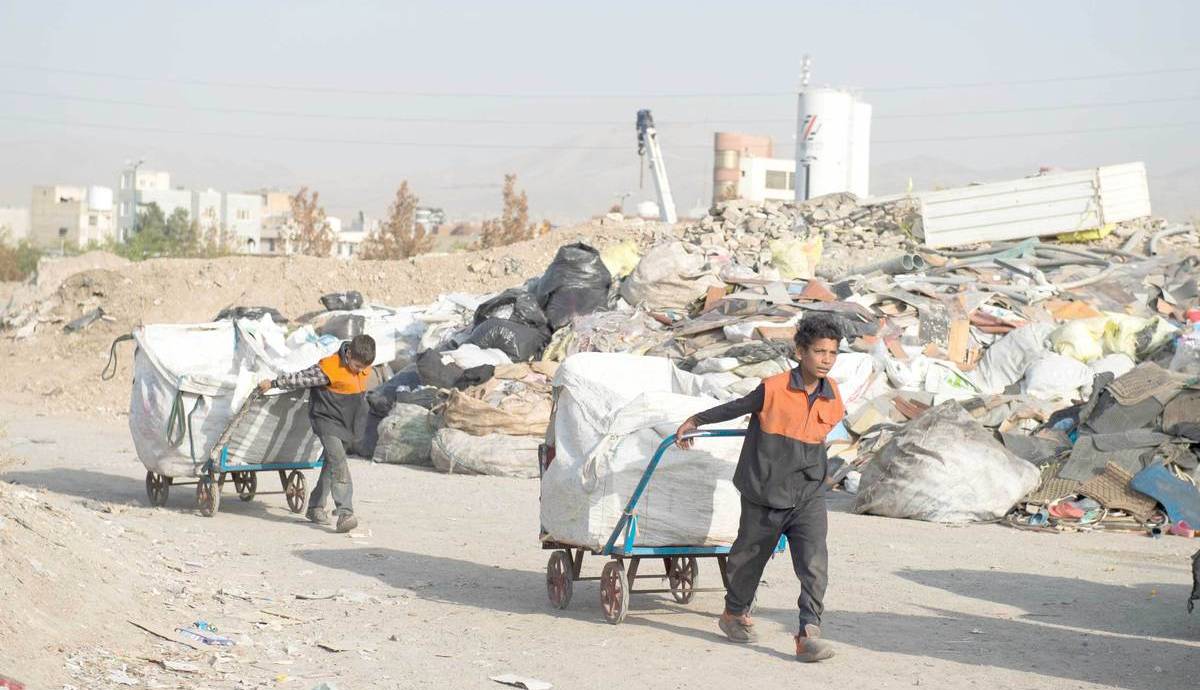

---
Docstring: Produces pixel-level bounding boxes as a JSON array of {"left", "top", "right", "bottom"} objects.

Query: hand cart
[
  {"left": 540, "top": 429, "right": 786, "bottom": 624},
  {"left": 143, "top": 390, "right": 324, "bottom": 518}
]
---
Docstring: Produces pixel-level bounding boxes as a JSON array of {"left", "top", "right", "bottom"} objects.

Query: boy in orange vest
[
  {"left": 675, "top": 315, "right": 844, "bottom": 662},
  {"left": 259, "top": 334, "right": 376, "bottom": 533}
]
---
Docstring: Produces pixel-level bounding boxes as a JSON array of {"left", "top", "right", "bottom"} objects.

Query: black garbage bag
[
  {"left": 474, "top": 288, "right": 548, "bottom": 330},
  {"left": 317, "top": 314, "right": 366, "bottom": 339},
  {"left": 320, "top": 291, "right": 364, "bottom": 311},
  {"left": 535, "top": 243, "right": 611, "bottom": 330},
  {"left": 467, "top": 318, "right": 550, "bottom": 362},
  {"left": 416, "top": 349, "right": 463, "bottom": 389},
  {"left": 214, "top": 306, "right": 288, "bottom": 324}
]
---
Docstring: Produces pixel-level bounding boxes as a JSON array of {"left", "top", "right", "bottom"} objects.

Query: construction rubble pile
[{"left": 4, "top": 189, "right": 1200, "bottom": 544}]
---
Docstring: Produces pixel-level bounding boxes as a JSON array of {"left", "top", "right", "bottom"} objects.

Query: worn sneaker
[
  {"left": 305, "top": 508, "right": 329, "bottom": 525},
  {"left": 795, "top": 624, "right": 835, "bottom": 662},
  {"left": 335, "top": 513, "right": 359, "bottom": 533},
  {"left": 718, "top": 611, "right": 758, "bottom": 643}
]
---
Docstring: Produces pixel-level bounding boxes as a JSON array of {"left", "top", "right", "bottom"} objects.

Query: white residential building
[
  {"left": 117, "top": 167, "right": 265, "bottom": 253},
  {"left": 30, "top": 185, "right": 116, "bottom": 249},
  {"left": 224, "top": 193, "right": 263, "bottom": 254},
  {"left": 336, "top": 227, "right": 365, "bottom": 259},
  {"left": 0, "top": 207, "right": 30, "bottom": 244},
  {"left": 116, "top": 168, "right": 171, "bottom": 240}
]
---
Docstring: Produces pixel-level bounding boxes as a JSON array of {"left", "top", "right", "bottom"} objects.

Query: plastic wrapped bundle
[
  {"left": 540, "top": 353, "right": 747, "bottom": 548},
  {"left": 853, "top": 401, "right": 1039, "bottom": 523}
]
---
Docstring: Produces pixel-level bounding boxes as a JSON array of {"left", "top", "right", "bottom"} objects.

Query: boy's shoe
[
  {"left": 795, "top": 624, "right": 835, "bottom": 662},
  {"left": 305, "top": 508, "right": 330, "bottom": 525},
  {"left": 718, "top": 611, "right": 758, "bottom": 643},
  {"left": 335, "top": 513, "right": 359, "bottom": 533}
]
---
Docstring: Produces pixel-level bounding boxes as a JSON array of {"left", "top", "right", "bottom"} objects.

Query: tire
[
  {"left": 600, "top": 560, "right": 629, "bottom": 624},
  {"left": 668, "top": 556, "right": 699, "bottom": 604},
  {"left": 196, "top": 474, "right": 220, "bottom": 517},
  {"left": 284, "top": 470, "right": 307, "bottom": 513},
  {"left": 546, "top": 550, "right": 573, "bottom": 610},
  {"left": 234, "top": 472, "right": 257, "bottom": 502},
  {"left": 145, "top": 472, "right": 171, "bottom": 507}
]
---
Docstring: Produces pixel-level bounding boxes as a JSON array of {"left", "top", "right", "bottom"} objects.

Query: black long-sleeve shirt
[{"left": 691, "top": 367, "right": 844, "bottom": 509}]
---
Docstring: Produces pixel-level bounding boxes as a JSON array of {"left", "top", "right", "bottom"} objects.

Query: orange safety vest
[
  {"left": 318, "top": 353, "right": 370, "bottom": 395},
  {"left": 758, "top": 372, "right": 845, "bottom": 444}
]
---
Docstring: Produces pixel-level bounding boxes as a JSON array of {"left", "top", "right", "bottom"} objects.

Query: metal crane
[{"left": 636, "top": 109, "right": 678, "bottom": 224}]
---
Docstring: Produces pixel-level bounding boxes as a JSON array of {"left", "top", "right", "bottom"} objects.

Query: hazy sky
[{"left": 1, "top": 1, "right": 1197, "bottom": 222}]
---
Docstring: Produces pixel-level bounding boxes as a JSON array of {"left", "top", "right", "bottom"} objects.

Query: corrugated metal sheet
[{"left": 916, "top": 162, "right": 1151, "bottom": 248}]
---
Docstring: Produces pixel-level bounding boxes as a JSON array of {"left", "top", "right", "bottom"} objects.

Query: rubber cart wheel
[
  {"left": 668, "top": 556, "right": 699, "bottom": 604},
  {"left": 546, "top": 550, "right": 573, "bottom": 610},
  {"left": 284, "top": 470, "right": 307, "bottom": 513},
  {"left": 233, "top": 472, "right": 257, "bottom": 501},
  {"left": 196, "top": 474, "right": 220, "bottom": 517},
  {"left": 145, "top": 471, "right": 171, "bottom": 507},
  {"left": 600, "top": 560, "right": 629, "bottom": 624}
]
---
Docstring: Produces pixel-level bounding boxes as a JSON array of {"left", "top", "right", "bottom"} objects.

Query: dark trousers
[
  {"left": 310, "top": 433, "right": 354, "bottom": 516},
  {"left": 724, "top": 492, "right": 828, "bottom": 630}
]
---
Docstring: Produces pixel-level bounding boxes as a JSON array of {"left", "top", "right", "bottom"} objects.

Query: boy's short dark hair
[
  {"left": 794, "top": 315, "right": 843, "bottom": 350},
  {"left": 348, "top": 335, "right": 376, "bottom": 365}
]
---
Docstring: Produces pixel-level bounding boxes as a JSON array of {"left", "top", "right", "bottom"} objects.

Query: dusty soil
[{"left": 1, "top": 395, "right": 1196, "bottom": 690}]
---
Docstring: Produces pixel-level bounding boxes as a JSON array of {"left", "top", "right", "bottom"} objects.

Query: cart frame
[
  {"left": 541, "top": 429, "right": 786, "bottom": 624},
  {"left": 143, "top": 390, "right": 324, "bottom": 517}
]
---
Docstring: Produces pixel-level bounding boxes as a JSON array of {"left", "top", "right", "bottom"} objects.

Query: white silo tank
[
  {"left": 795, "top": 88, "right": 871, "bottom": 200},
  {"left": 636, "top": 200, "right": 660, "bottom": 219}
]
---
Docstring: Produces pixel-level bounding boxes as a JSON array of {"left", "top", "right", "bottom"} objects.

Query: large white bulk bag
[
  {"left": 129, "top": 317, "right": 337, "bottom": 478},
  {"left": 540, "top": 353, "right": 747, "bottom": 549}
]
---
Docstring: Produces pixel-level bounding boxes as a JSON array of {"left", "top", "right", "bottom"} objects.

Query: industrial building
[
  {"left": 711, "top": 132, "right": 796, "bottom": 205},
  {"left": 711, "top": 83, "right": 872, "bottom": 206}
]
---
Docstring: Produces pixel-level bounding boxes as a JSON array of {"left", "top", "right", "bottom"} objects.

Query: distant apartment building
[
  {"left": 335, "top": 226, "right": 364, "bottom": 259},
  {"left": 0, "top": 206, "right": 31, "bottom": 244},
  {"left": 30, "top": 185, "right": 116, "bottom": 249},
  {"left": 117, "top": 167, "right": 264, "bottom": 253},
  {"left": 712, "top": 132, "right": 795, "bottom": 204},
  {"left": 415, "top": 207, "right": 446, "bottom": 231}
]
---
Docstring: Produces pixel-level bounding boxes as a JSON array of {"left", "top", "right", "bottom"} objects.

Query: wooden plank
[
  {"left": 701, "top": 285, "right": 727, "bottom": 313},
  {"left": 947, "top": 318, "right": 971, "bottom": 366}
]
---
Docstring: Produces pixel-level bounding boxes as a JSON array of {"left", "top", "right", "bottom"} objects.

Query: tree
[
  {"left": 480, "top": 173, "right": 548, "bottom": 248},
  {"left": 0, "top": 231, "right": 42, "bottom": 281},
  {"left": 359, "top": 181, "right": 434, "bottom": 260},
  {"left": 286, "top": 187, "right": 334, "bottom": 257}
]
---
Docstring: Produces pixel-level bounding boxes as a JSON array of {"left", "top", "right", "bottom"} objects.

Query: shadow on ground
[
  {"left": 0, "top": 467, "right": 316, "bottom": 525},
  {"left": 301, "top": 549, "right": 1200, "bottom": 689}
]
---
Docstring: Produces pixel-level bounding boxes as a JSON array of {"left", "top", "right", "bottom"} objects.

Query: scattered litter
[
  {"left": 490, "top": 674, "right": 553, "bottom": 690},
  {"left": 176, "top": 623, "right": 235, "bottom": 646}
]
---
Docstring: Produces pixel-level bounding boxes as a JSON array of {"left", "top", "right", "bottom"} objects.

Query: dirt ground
[{"left": 1, "top": 391, "right": 1196, "bottom": 690}]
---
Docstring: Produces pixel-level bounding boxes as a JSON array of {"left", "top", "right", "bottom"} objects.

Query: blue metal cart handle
[{"left": 600, "top": 429, "right": 746, "bottom": 556}]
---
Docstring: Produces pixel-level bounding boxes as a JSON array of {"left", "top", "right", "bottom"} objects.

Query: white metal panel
[{"left": 917, "top": 162, "right": 1150, "bottom": 248}]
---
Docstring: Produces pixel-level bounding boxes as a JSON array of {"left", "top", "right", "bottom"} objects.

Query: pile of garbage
[
  {"left": 40, "top": 176, "right": 1187, "bottom": 535},
  {"left": 350, "top": 190, "right": 1200, "bottom": 540},
  {"left": 682, "top": 193, "right": 920, "bottom": 280}
]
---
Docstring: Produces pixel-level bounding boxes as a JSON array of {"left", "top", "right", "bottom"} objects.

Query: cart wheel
[
  {"left": 196, "top": 474, "right": 220, "bottom": 517},
  {"left": 600, "top": 560, "right": 629, "bottom": 624},
  {"left": 546, "top": 550, "right": 573, "bottom": 610},
  {"left": 233, "top": 472, "right": 257, "bottom": 501},
  {"left": 668, "top": 556, "right": 699, "bottom": 604},
  {"left": 284, "top": 470, "right": 307, "bottom": 513},
  {"left": 145, "top": 472, "right": 171, "bottom": 507}
]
